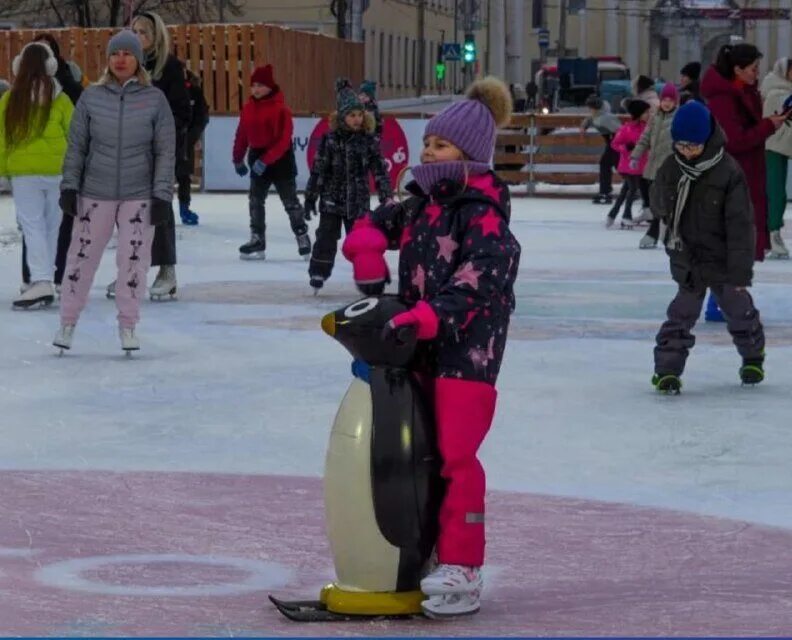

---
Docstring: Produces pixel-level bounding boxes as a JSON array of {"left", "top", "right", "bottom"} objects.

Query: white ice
[{"left": 1, "top": 193, "right": 791, "bottom": 530}]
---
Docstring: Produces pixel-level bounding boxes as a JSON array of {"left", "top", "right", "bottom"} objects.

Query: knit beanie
[
  {"left": 680, "top": 61, "right": 702, "bottom": 81},
  {"left": 626, "top": 99, "right": 650, "bottom": 120},
  {"left": 359, "top": 80, "right": 377, "bottom": 99},
  {"left": 251, "top": 64, "right": 276, "bottom": 89},
  {"left": 660, "top": 82, "right": 679, "bottom": 101},
  {"left": 636, "top": 75, "right": 654, "bottom": 94},
  {"left": 585, "top": 94, "right": 603, "bottom": 110},
  {"left": 671, "top": 100, "right": 712, "bottom": 144},
  {"left": 107, "top": 30, "right": 144, "bottom": 68},
  {"left": 424, "top": 76, "right": 512, "bottom": 163},
  {"left": 336, "top": 77, "right": 363, "bottom": 117}
]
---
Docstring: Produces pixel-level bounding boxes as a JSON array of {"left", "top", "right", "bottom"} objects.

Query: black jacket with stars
[
  {"left": 304, "top": 112, "right": 392, "bottom": 219},
  {"left": 369, "top": 171, "right": 521, "bottom": 385}
]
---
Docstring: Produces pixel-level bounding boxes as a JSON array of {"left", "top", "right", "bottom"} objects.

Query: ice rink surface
[{"left": 2, "top": 193, "right": 792, "bottom": 636}]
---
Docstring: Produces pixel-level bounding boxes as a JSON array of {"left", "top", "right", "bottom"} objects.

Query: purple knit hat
[
  {"left": 423, "top": 77, "right": 512, "bottom": 164},
  {"left": 660, "top": 82, "right": 679, "bottom": 101}
]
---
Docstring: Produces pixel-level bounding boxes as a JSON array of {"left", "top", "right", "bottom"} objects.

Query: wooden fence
[
  {"left": 495, "top": 112, "right": 630, "bottom": 196},
  {"left": 0, "top": 23, "right": 363, "bottom": 114}
]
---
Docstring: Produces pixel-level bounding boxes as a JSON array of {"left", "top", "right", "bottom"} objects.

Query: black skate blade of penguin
[{"left": 268, "top": 595, "right": 413, "bottom": 622}]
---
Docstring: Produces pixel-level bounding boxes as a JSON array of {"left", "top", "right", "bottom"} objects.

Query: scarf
[
  {"left": 411, "top": 160, "right": 490, "bottom": 195},
  {"left": 667, "top": 148, "right": 724, "bottom": 250}
]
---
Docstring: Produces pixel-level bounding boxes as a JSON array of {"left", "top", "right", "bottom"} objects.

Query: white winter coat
[{"left": 761, "top": 58, "right": 792, "bottom": 157}]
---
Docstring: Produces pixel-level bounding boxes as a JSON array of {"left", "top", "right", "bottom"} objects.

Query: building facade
[{"left": 5, "top": 0, "right": 792, "bottom": 94}]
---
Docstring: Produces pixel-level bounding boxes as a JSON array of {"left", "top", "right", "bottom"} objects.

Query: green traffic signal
[
  {"left": 435, "top": 63, "right": 446, "bottom": 81},
  {"left": 463, "top": 38, "right": 476, "bottom": 63}
]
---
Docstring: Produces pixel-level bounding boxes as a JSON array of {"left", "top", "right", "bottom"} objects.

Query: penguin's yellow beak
[{"left": 321, "top": 312, "right": 335, "bottom": 337}]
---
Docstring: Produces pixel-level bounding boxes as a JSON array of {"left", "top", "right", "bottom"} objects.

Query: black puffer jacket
[
  {"left": 146, "top": 53, "right": 191, "bottom": 177},
  {"left": 305, "top": 112, "right": 391, "bottom": 218},
  {"left": 650, "top": 124, "right": 755, "bottom": 288}
]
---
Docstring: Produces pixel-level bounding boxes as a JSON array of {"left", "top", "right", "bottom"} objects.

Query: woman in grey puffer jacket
[
  {"left": 54, "top": 30, "right": 175, "bottom": 355},
  {"left": 631, "top": 82, "right": 680, "bottom": 248}
]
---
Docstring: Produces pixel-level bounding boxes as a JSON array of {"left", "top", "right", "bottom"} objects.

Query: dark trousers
[
  {"left": 599, "top": 144, "right": 619, "bottom": 196},
  {"left": 177, "top": 174, "right": 192, "bottom": 206},
  {"left": 22, "top": 213, "right": 73, "bottom": 285},
  {"left": 309, "top": 213, "right": 353, "bottom": 281},
  {"left": 248, "top": 174, "right": 307, "bottom": 244},
  {"left": 638, "top": 177, "right": 650, "bottom": 208},
  {"left": 654, "top": 285, "right": 765, "bottom": 376},
  {"left": 608, "top": 174, "right": 642, "bottom": 220},
  {"left": 177, "top": 143, "right": 196, "bottom": 206},
  {"left": 150, "top": 203, "right": 177, "bottom": 267}
]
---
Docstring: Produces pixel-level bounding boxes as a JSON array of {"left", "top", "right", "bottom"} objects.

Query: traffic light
[
  {"left": 463, "top": 34, "right": 476, "bottom": 63},
  {"left": 436, "top": 43, "right": 446, "bottom": 82}
]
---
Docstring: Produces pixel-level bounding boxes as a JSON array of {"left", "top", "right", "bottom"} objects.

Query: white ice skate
[
  {"left": 634, "top": 207, "right": 653, "bottom": 225},
  {"left": 53, "top": 324, "right": 75, "bottom": 355},
  {"left": 768, "top": 230, "right": 789, "bottom": 259},
  {"left": 420, "top": 564, "right": 483, "bottom": 619},
  {"left": 620, "top": 218, "right": 635, "bottom": 230},
  {"left": 639, "top": 233, "right": 657, "bottom": 249},
  {"left": 605, "top": 216, "right": 616, "bottom": 229},
  {"left": 13, "top": 281, "right": 55, "bottom": 310},
  {"left": 150, "top": 266, "right": 177, "bottom": 301},
  {"left": 106, "top": 280, "right": 116, "bottom": 299},
  {"left": 119, "top": 327, "right": 139, "bottom": 356}
]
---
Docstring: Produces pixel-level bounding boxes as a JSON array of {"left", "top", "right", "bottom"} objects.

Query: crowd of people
[
  {"left": 4, "top": 14, "right": 792, "bottom": 618},
  {"left": 0, "top": 11, "right": 524, "bottom": 619},
  {"left": 582, "top": 43, "right": 792, "bottom": 392}
]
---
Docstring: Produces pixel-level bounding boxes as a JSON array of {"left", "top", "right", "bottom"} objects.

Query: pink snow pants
[
  {"left": 434, "top": 377, "right": 497, "bottom": 567},
  {"left": 60, "top": 198, "right": 155, "bottom": 329}
]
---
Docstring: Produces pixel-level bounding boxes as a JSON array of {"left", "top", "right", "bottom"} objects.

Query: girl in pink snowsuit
[
  {"left": 342, "top": 77, "right": 521, "bottom": 618},
  {"left": 606, "top": 99, "right": 651, "bottom": 228}
]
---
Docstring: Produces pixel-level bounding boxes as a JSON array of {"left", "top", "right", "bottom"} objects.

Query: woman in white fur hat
[{"left": 0, "top": 41, "right": 73, "bottom": 309}]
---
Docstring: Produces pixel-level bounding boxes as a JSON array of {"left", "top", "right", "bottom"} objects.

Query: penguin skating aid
[{"left": 270, "top": 295, "right": 443, "bottom": 622}]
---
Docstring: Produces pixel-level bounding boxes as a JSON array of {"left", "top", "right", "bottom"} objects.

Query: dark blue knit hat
[{"left": 671, "top": 100, "right": 712, "bottom": 144}]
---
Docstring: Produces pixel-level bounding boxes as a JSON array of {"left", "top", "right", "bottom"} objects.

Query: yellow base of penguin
[{"left": 320, "top": 583, "right": 424, "bottom": 616}]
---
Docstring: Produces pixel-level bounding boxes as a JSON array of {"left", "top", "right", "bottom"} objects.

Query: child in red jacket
[
  {"left": 232, "top": 65, "right": 311, "bottom": 260},
  {"left": 606, "top": 99, "right": 651, "bottom": 229}
]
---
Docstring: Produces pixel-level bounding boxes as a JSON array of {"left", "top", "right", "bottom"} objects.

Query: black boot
[
  {"left": 739, "top": 358, "right": 764, "bottom": 386},
  {"left": 239, "top": 233, "right": 266, "bottom": 260}
]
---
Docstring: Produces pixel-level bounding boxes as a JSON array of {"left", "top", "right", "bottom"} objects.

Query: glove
[
  {"left": 304, "top": 198, "right": 316, "bottom": 221},
  {"left": 149, "top": 198, "right": 172, "bottom": 226},
  {"left": 235, "top": 163, "right": 248, "bottom": 177},
  {"left": 252, "top": 159, "right": 267, "bottom": 176},
  {"left": 629, "top": 158, "right": 639, "bottom": 170},
  {"left": 59, "top": 189, "right": 78, "bottom": 218},
  {"left": 382, "top": 300, "right": 439, "bottom": 341},
  {"left": 342, "top": 217, "right": 390, "bottom": 295}
]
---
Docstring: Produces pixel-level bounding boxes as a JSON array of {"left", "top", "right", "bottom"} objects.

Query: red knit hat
[{"left": 251, "top": 64, "right": 276, "bottom": 89}]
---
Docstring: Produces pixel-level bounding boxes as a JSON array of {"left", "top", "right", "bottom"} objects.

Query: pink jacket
[{"left": 611, "top": 120, "right": 648, "bottom": 175}]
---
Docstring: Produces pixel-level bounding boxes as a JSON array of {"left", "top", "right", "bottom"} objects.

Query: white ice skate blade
[
  {"left": 150, "top": 290, "right": 177, "bottom": 301},
  {"left": 421, "top": 596, "right": 480, "bottom": 620},
  {"left": 240, "top": 252, "right": 266, "bottom": 261}
]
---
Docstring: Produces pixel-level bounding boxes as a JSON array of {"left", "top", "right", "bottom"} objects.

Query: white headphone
[{"left": 12, "top": 42, "right": 58, "bottom": 78}]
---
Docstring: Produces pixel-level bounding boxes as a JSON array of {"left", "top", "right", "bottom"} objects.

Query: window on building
[
  {"left": 388, "top": 33, "right": 393, "bottom": 87},
  {"left": 396, "top": 35, "right": 402, "bottom": 88},
  {"left": 403, "top": 36, "right": 410, "bottom": 89},
  {"left": 660, "top": 37, "right": 670, "bottom": 61},
  {"left": 412, "top": 39, "right": 417, "bottom": 87},
  {"left": 379, "top": 31, "right": 384, "bottom": 85}
]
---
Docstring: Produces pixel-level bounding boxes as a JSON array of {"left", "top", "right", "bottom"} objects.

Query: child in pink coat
[{"left": 606, "top": 99, "right": 651, "bottom": 228}]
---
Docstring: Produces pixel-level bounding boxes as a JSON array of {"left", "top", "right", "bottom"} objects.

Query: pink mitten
[
  {"left": 386, "top": 300, "right": 439, "bottom": 340},
  {"left": 342, "top": 218, "right": 390, "bottom": 294}
]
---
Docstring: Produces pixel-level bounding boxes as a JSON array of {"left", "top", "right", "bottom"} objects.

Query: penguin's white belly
[{"left": 324, "top": 378, "right": 401, "bottom": 592}]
